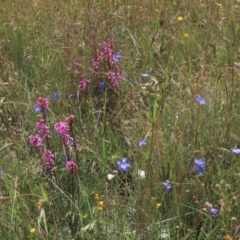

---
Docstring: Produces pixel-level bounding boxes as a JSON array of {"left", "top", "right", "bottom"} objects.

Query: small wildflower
[
  {"left": 54, "top": 122, "right": 69, "bottom": 135},
  {"left": 29, "top": 134, "right": 42, "bottom": 147},
  {"left": 83, "top": 214, "right": 87, "bottom": 219},
  {"left": 224, "top": 234, "right": 233, "bottom": 240},
  {"left": 30, "top": 228, "right": 36, "bottom": 233},
  {"left": 78, "top": 79, "right": 90, "bottom": 91},
  {"left": 66, "top": 160, "right": 78, "bottom": 172},
  {"left": 62, "top": 154, "right": 68, "bottom": 163},
  {"left": 98, "top": 201, "right": 104, "bottom": 211},
  {"left": 177, "top": 16, "right": 183, "bottom": 21},
  {"left": 138, "top": 170, "right": 146, "bottom": 179},
  {"left": 107, "top": 174, "right": 115, "bottom": 181},
  {"left": 217, "top": 3, "right": 222, "bottom": 7},
  {"left": 99, "top": 82, "right": 106, "bottom": 90},
  {"left": 156, "top": 203, "right": 162, "bottom": 209},
  {"left": 141, "top": 73, "right": 150, "bottom": 77},
  {"left": 196, "top": 95, "right": 206, "bottom": 105},
  {"left": 163, "top": 180, "right": 172, "bottom": 191},
  {"left": 138, "top": 138, "right": 147, "bottom": 147},
  {"left": 117, "top": 158, "right": 131, "bottom": 172},
  {"left": 151, "top": 197, "right": 157, "bottom": 201},
  {"left": 113, "top": 52, "right": 122, "bottom": 62},
  {"left": 191, "top": 159, "right": 205, "bottom": 176},
  {"left": 231, "top": 149, "right": 240, "bottom": 154},
  {"left": 68, "top": 94, "right": 74, "bottom": 99},
  {"left": 43, "top": 150, "right": 55, "bottom": 169},
  {"left": 184, "top": 33, "right": 189, "bottom": 38},
  {"left": 51, "top": 92, "right": 59, "bottom": 101},
  {"left": 208, "top": 208, "right": 218, "bottom": 217},
  {"left": 35, "top": 97, "right": 49, "bottom": 113},
  {"left": 65, "top": 115, "right": 75, "bottom": 124},
  {"left": 0, "top": 168, "right": 4, "bottom": 174}
]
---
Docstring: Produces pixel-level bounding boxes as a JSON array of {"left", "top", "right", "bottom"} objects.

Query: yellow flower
[
  {"left": 30, "top": 228, "right": 36, "bottom": 233},
  {"left": 98, "top": 201, "right": 104, "bottom": 211},
  {"left": 217, "top": 3, "right": 222, "bottom": 7},
  {"left": 177, "top": 16, "right": 183, "bottom": 21},
  {"left": 184, "top": 33, "right": 189, "bottom": 38},
  {"left": 156, "top": 203, "right": 162, "bottom": 209},
  {"left": 83, "top": 214, "right": 87, "bottom": 219},
  {"left": 151, "top": 197, "right": 157, "bottom": 201},
  {"left": 224, "top": 235, "right": 233, "bottom": 240}
]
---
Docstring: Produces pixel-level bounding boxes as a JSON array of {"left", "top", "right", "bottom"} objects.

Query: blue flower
[
  {"left": 141, "top": 73, "right": 150, "bottom": 77},
  {"left": 191, "top": 159, "right": 205, "bottom": 176},
  {"left": 113, "top": 52, "right": 122, "bottom": 63},
  {"left": 117, "top": 158, "right": 131, "bottom": 172},
  {"left": 34, "top": 105, "right": 42, "bottom": 113},
  {"left": 231, "top": 149, "right": 240, "bottom": 154},
  {"left": 99, "top": 82, "right": 106, "bottom": 90},
  {"left": 68, "top": 94, "right": 74, "bottom": 99},
  {"left": 0, "top": 168, "right": 4, "bottom": 174},
  {"left": 195, "top": 95, "right": 206, "bottom": 105},
  {"left": 62, "top": 154, "right": 68, "bottom": 163},
  {"left": 52, "top": 92, "right": 59, "bottom": 101},
  {"left": 138, "top": 139, "right": 147, "bottom": 147},
  {"left": 69, "top": 138, "right": 78, "bottom": 145},
  {"left": 208, "top": 208, "right": 218, "bottom": 217},
  {"left": 163, "top": 180, "right": 172, "bottom": 191}
]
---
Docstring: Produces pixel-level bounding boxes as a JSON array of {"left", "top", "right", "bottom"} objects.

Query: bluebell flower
[
  {"left": 62, "top": 154, "right": 68, "bottom": 163},
  {"left": 99, "top": 82, "right": 106, "bottom": 90},
  {"left": 191, "top": 159, "right": 205, "bottom": 176},
  {"left": 138, "top": 139, "right": 147, "bottom": 147},
  {"left": 231, "top": 149, "right": 240, "bottom": 154},
  {"left": 117, "top": 158, "right": 131, "bottom": 172},
  {"left": 0, "top": 168, "right": 4, "bottom": 174},
  {"left": 141, "top": 73, "right": 150, "bottom": 77},
  {"left": 208, "top": 208, "right": 218, "bottom": 217},
  {"left": 113, "top": 52, "right": 122, "bottom": 63},
  {"left": 52, "top": 92, "right": 59, "bottom": 101},
  {"left": 34, "top": 105, "right": 42, "bottom": 113},
  {"left": 195, "top": 95, "right": 206, "bottom": 105},
  {"left": 163, "top": 180, "right": 172, "bottom": 191}
]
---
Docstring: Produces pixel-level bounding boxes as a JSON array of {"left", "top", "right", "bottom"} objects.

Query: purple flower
[
  {"left": 231, "top": 149, "right": 240, "bottom": 154},
  {"left": 43, "top": 150, "right": 55, "bottom": 169},
  {"left": 69, "top": 137, "right": 78, "bottom": 145},
  {"left": 54, "top": 122, "right": 69, "bottom": 135},
  {"left": 138, "top": 139, "right": 147, "bottom": 147},
  {"left": 0, "top": 168, "right": 4, "bottom": 174},
  {"left": 113, "top": 52, "right": 122, "bottom": 62},
  {"left": 117, "top": 158, "right": 131, "bottom": 172},
  {"left": 62, "top": 154, "right": 68, "bottom": 163},
  {"left": 35, "top": 97, "right": 49, "bottom": 112},
  {"left": 163, "top": 180, "right": 172, "bottom": 191},
  {"left": 66, "top": 160, "right": 78, "bottom": 172},
  {"left": 208, "top": 208, "right": 218, "bottom": 217},
  {"left": 78, "top": 79, "right": 90, "bottom": 91},
  {"left": 191, "top": 159, "right": 205, "bottom": 176},
  {"left": 65, "top": 115, "right": 75, "bottom": 124},
  {"left": 29, "top": 134, "right": 42, "bottom": 147},
  {"left": 195, "top": 95, "right": 206, "bottom": 105},
  {"left": 99, "top": 82, "right": 106, "bottom": 90},
  {"left": 36, "top": 119, "right": 50, "bottom": 141},
  {"left": 52, "top": 92, "right": 59, "bottom": 101},
  {"left": 68, "top": 94, "right": 74, "bottom": 99},
  {"left": 141, "top": 73, "right": 150, "bottom": 77}
]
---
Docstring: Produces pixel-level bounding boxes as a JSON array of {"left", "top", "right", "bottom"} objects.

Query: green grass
[{"left": 1, "top": 0, "right": 240, "bottom": 239}]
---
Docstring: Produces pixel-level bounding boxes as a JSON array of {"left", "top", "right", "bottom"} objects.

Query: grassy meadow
[{"left": 1, "top": 0, "right": 240, "bottom": 239}]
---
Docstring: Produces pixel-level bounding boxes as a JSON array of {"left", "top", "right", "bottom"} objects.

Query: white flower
[
  {"left": 138, "top": 170, "right": 146, "bottom": 179},
  {"left": 107, "top": 174, "right": 115, "bottom": 181}
]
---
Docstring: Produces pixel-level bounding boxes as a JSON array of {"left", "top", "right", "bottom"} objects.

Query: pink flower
[
  {"left": 66, "top": 160, "right": 78, "bottom": 172},
  {"left": 35, "top": 97, "right": 49, "bottom": 112},
  {"left": 78, "top": 79, "right": 90, "bottom": 91},
  {"left": 29, "top": 134, "right": 42, "bottom": 147},
  {"left": 36, "top": 119, "right": 50, "bottom": 141},
  {"left": 43, "top": 149, "right": 54, "bottom": 169},
  {"left": 54, "top": 122, "right": 69, "bottom": 135},
  {"left": 65, "top": 115, "right": 75, "bottom": 124}
]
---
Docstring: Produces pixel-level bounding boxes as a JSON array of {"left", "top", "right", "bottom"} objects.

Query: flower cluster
[
  {"left": 34, "top": 97, "right": 49, "bottom": 113},
  {"left": 117, "top": 158, "right": 131, "bottom": 172},
  {"left": 36, "top": 118, "right": 50, "bottom": 141},
  {"left": 43, "top": 149, "right": 55, "bottom": 169},
  {"left": 66, "top": 160, "right": 78, "bottom": 172}
]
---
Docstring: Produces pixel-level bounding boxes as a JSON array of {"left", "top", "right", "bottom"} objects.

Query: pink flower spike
[
  {"left": 66, "top": 160, "right": 78, "bottom": 172},
  {"left": 43, "top": 149, "right": 55, "bottom": 169},
  {"left": 65, "top": 115, "right": 75, "bottom": 124},
  {"left": 54, "top": 122, "right": 69, "bottom": 135},
  {"left": 78, "top": 79, "right": 90, "bottom": 91},
  {"left": 36, "top": 97, "right": 49, "bottom": 112},
  {"left": 29, "top": 134, "right": 42, "bottom": 147}
]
